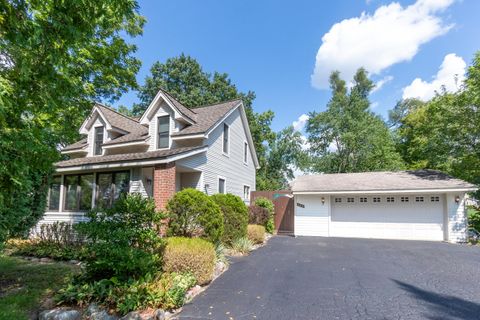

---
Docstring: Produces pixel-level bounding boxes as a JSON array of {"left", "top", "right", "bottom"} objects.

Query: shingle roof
[
  {"left": 56, "top": 146, "right": 205, "bottom": 168},
  {"left": 172, "top": 99, "right": 241, "bottom": 136},
  {"left": 96, "top": 104, "right": 146, "bottom": 134},
  {"left": 159, "top": 89, "right": 197, "bottom": 123},
  {"left": 63, "top": 138, "right": 88, "bottom": 151},
  {"left": 291, "top": 170, "right": 477, "bottom": 193}
]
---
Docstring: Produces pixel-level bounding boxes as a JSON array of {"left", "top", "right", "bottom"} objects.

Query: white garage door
[{"left": 295, "top": 194, "right": 445, "bottom": 241}]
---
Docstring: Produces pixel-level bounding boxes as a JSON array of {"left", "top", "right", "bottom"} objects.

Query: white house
[
  {"left": 291, "top": 171, "right": 477, "bottom": 242},
  {"left": 40, "top": 88, "right": 259, "bottom": 227}
]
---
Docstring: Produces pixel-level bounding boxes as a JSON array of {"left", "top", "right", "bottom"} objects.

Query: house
[
  {"left": 40, "top": 89, "right": 259, "bottom": 227},
  {"left": 291, "top": 170, "right": 477, "bottom": 242}
]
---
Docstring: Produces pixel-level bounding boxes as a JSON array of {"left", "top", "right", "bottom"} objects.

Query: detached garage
[{"left": 291, "top": 170, "right": 477, "bottom": 242}]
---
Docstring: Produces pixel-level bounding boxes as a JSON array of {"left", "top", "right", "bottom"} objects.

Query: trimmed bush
[
  {"left": 247, "top": 225, "right": 265, "bottom": 244},
  {"left": 8, "top": 239, "right": 87, "bottom": 261},
  {"left": 163, "top": 237, "right": 216, "bottom": 285},
  {"left": 75, "top": 193, "right": 165, "bottom": 281},
  {"left": 248, "top": 205, "right": 270, "bottom": 225},
  {"left": 211, "top": 193, "right": 248, "bottom": 245},
  {"left": 468, "top": 206, "right": 480, "bottom": 233},
  {"left": 253, "top": 197, "right": 275, "bottom": 233},
  {"left": 166, "top": 188, "right": 223, "bottom": 243}
]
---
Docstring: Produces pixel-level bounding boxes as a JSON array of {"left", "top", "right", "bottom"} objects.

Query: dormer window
[
  {"left": 157, "top": 115, "right": 170, "bottom": 149},
  {"left": 94, "top": 126, "right": 104, "bottom": 155}
]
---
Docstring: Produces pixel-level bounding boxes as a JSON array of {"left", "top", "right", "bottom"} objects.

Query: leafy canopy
[
  {"left": 306, "top": 68, "right": 404, "bottom": 173},
  {"left": 0, "top": 0, "right": 144, "bottom": 245}
]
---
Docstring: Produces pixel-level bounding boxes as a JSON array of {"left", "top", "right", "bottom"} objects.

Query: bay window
[{"left": 48, "top": 176, "right": 62, "bottom": 210}]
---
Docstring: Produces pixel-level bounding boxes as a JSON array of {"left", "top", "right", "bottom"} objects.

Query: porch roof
[{"left": 56, "top": 146, "right": 205, "bottom": 168}]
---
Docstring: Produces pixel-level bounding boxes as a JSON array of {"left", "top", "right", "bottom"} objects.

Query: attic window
[
  {"left": 157, "top": 115, "right": 170, "bottom": 149},
  {"left": 94, "top": 126, "right": 104, "bottom": 156},
  {"left": 223, "top": 124, "right": 229, "bottom": 154}
]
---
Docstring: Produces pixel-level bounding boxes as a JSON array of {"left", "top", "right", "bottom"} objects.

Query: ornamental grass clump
[
  {"left": 247, "top": 224, "right": 265, "bottom": 244},
  {"left": 163, "top": 237, "right": 216, "bottom": 285}
]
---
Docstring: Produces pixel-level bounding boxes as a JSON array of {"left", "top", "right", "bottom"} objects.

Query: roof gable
[{"left": 139, "top": 89, "right": 197, "bottom": 125}]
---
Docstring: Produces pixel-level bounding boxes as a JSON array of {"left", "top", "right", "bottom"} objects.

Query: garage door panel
[
  {"left": 295, "top": 195, "right": 329, "bottom": 236},
  {"left": 330, "top": 195, "right": 444, "bottom": 241}
]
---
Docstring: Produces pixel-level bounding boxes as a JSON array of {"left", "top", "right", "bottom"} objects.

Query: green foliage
[
  {"left": 248, "top": 205, "right": 271, "bottom": 229},
  {"left": 0, "top": 0, "right": 144, "bottom": 246},
  {"left": 163, "top": 237, "right": 216, "bottom": 285},
  {"left": 306, "top": 69, "right": 404, "bottom": 174},
  {"left": 166, "top": 188, "right": 224, "bottom": 243},
  {"left": 8, "top": 239, "right": 87, "bottom": 261},
  {"left": 56, "top": 272, "right": 196, "bottom": 314},
  {"left": 468, "top": 206, "right": 480, "bottom": 233},
  {"left": 230, "top": 237, "right": 253, "bottom": 254},
  {"left": 247, "top": 225, "right": 266, "bottom": 244},
  {"left": 211, "top": 193, "right": 248, "bottom": 245},
  {"left": 75, "top": 194, "right": 165, "bottom": 281},
  {"left": 392, "top": 52, "right": 480, "bottom": 195},
  {"left": 253, "top": 197, "right": 275, "bottom": 233}
]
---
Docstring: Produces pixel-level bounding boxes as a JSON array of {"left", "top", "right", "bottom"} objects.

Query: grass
[{"left": 0, "top": 255, "right": 79, "bottom": 320}]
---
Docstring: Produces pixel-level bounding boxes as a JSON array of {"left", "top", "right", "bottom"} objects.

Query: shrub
[
  {"left": 8, "top": 239, "right": 87, "bottom": 261},
  {"left": 37, "top": 222, "right": 82, "bottom": 246},
  {"left": 75, "top": 193, "right": 165, "bottom": 281},
  {"left": 166, "top": 188, "right": 223, "bottom": 243},
  {"left": 163, "top": 237, "right": 216, "bottom": 285},
  {"left": 211, "top": 193, "right": 248, "bottom": 245},
  {"left": 254, "top": 197, "right": 275, "bottom": 233},
  {"left": 468, "top": 206, "right": 480, "bottom": 233},
  {"left": 248, "top": 205, "right": 270, "bottom": 225},
  {"left": 56, "top": 272, "right": 196, "bottom": 314},
  {"left": 247, "top": 225, "right": 265, "bottom": 244},
  {"left": 231, "top": 237, "right": 253, "bottom": 254}
]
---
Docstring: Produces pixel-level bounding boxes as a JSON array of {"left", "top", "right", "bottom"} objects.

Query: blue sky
[{"left": 114, "top": 0, "right": 480, "bottom": 132}]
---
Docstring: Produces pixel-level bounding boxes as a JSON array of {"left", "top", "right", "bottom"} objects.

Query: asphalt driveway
[{"left": 177, "top": 236, "right": 480, "bottom": 320}]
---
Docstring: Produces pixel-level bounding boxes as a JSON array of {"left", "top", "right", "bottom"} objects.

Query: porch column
[{"left": 153, "top": 162, "right": 176, "bottom": 210}]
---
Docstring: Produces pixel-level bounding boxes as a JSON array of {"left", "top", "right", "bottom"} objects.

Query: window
[
  {"left": 157, "top": 116, "right": 170, "bottom": 149},
  {"left": 360, "top": 197, "right": 367, "bottom": 203},
  {"left": 431, "top": 196, "right": 440, "bottom": 202},
  {"left": 222, "top": 124, "right": 229, "bottom": 154},
  {"left": 415, "top": 196, "right": 424, "bottom": 202},
  {"left": 48, "top": 176, "right": 62, "bottom": 210},
  {"left": 401, "top": 196, "right": 409, "bottom": 202},
  {"left": 218, "top": 178, "right": 226, "bottom": 194},
  {"left": 373, "top": 197, "right": 381, "bottom": 203},
  {"left": 244, "top": 142, "right": 248, "bottom": 164},
  {"left": 244, "top": 185, "right": 250, "bottom": 200},
  {"left": 96, "top": 171, "right": 130, "bottom": 209},
  {"left": 335, "top": 198, "right": 342, "bottom": 203},
  {"left": 347, "top": 197, "right": 354, "bottom": 203},
  {"left": 386, "top": 197, "right": 395, "bottom": 203},
  {"left": 64, "top": 174, "right": 94, "bottom": 211},
  {"left": 94, "top": 126, "right": 104, "bottom": 155}
]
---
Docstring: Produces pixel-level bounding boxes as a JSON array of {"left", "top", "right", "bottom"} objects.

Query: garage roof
[{"left": 291, "top": 170, "right": 477, "bottom": 193}]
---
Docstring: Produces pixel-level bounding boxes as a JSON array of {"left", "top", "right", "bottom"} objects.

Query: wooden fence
[{"left": 251, "top": 190, "right": 294, "bottom": 235}]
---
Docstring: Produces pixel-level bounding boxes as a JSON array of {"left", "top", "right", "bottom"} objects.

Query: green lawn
[{"left": 0, "top": 255, "right": 79, "bottom": 320}]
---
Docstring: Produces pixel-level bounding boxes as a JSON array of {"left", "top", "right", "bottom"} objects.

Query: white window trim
[
  {"left": 218, "top": 175, "right": 227, "bottom": 194},
  {"left": 156, "top": 114, "right": 171, "bottom": 150},
  {"left": 222, "top": 123, "right": 230, "bottom": 157},
  {"left": 243, "top": 141, "right": 248, "bottom": 165},
  {"left": 243, "top": 184, "right": 251, "bottom": 201},
  {"left": 93, "top": 125, "right": 105, "bottom": 156}
]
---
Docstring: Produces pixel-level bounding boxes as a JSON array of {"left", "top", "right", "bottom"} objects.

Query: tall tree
[
  {"left": 394, "top": 52, "right": 480, "bottom": 192},
  {"left": 257, "top": 126, "right": 309, "bottom": 190},
  {"left": 306, "top": 69, "right": 404, "bottom": 173},
  {"left": 0, "top": 0, "right": 144, "bottom": 245},
  {"left": 130, "top": 54, "right": 277, "bottom": 189}
]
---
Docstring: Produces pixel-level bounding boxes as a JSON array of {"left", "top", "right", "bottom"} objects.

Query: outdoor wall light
[
  {"left": 321, "top": 197, "right": 325, "bottom": 205},
  {"left": 146, "top": 178, "right": 152, "bottom": 186},
  {"left": 455, "top": 195, "right": 460, "bottom": 204}
]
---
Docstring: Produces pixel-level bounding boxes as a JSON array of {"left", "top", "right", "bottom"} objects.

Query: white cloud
[
  {"left": 402, "top": 53, "right": 466, "bottom": 101},
  {"left": 292, "top": 114, "right": 310, "bottom": 131},
  {"left": 372, "top": 75, "right": 394, "bottom": 93},
  {"left": 371, "top": 101, "right": 380, "bottom": 109},
  {"left": 311, "top": 0, "right": 455, "bottom": 89}
]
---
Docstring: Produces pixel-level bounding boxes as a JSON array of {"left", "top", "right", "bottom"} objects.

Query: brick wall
[{"left": 153, "top": 162, "right": 176, "bottom": 210}]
